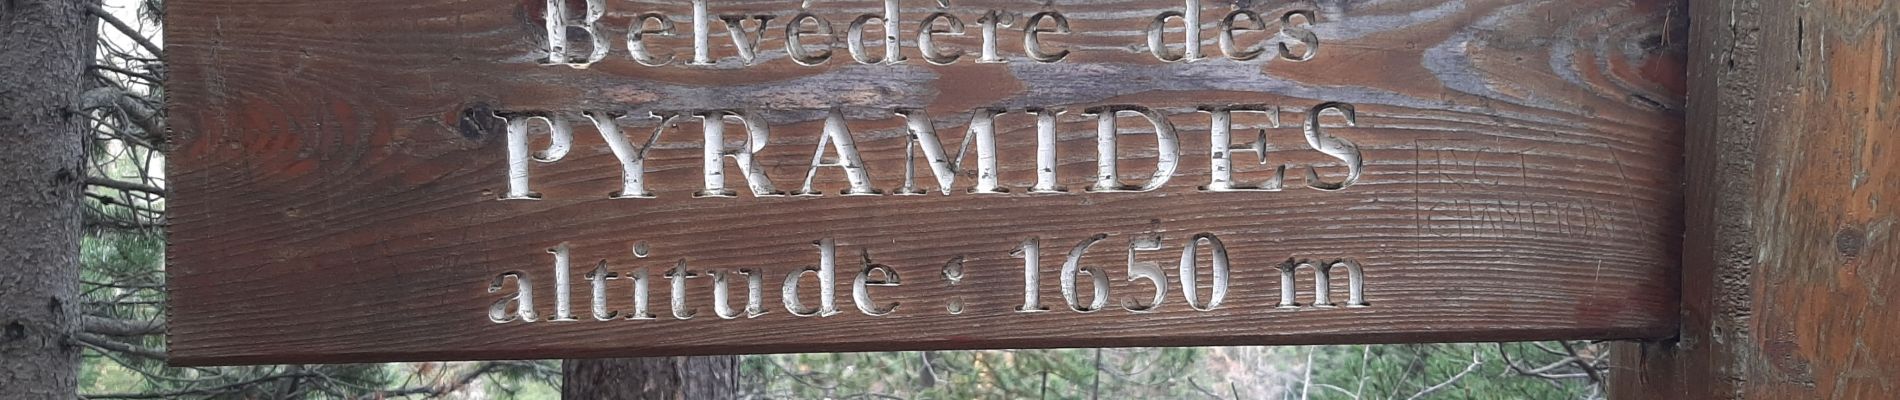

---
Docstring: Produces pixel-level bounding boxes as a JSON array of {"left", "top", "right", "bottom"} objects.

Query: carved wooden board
[{"left": 166, "top": 0, "right": 1686, "bottom": 365}]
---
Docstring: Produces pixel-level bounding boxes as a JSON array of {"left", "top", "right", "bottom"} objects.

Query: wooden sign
[{"left": 166, "top": 0, "right": 1686, "bottom": 365}]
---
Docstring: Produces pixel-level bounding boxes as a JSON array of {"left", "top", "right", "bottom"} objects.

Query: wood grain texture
[
  {"left": 166, "top": 0, "right": 1687, "bottom": 365},
  {"left": 1611, "top": 0, "right": 1900, "bottom": 398}
]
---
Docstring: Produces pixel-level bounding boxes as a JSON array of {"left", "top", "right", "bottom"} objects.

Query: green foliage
[
  {"left": 744, "top": 348, "right": 1228, "bottom": 399},
  {"left": 739, "top": 343, "right": 1605, "bottom": 400},
  {"left": 1299, "top": 343, "right": 1605, "bottom": 400}
]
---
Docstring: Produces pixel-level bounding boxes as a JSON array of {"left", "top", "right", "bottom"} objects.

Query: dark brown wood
[
  {"left": 1610, "top": 0, "right": 1900, "bottom": 398},
  {"left": 166, "top": 0, "right": 1687, "bottom": 365}
]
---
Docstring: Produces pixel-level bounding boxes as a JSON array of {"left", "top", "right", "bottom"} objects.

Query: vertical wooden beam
[{"left": 1613, "top": 0, "right": 1900, "bottom": 398}]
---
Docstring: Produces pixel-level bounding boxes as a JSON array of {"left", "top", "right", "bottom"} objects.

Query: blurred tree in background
[{"left": 56, "top": 0, "right": 1610, "bottom": 398}]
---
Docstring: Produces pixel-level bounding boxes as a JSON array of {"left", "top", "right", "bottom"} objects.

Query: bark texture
[
  {"left": 0, "top": 0, "right": 96, "bottom": 398},
  {"left": 563, "top": 357, "right": 738, "bottom": 400}
]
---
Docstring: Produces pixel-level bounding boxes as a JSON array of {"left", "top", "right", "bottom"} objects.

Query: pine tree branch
[
  {"left": 83, "top": 316, "right": 166, "bottom": 336},
  {"left": 89, "top": 64, "right": 161, "bottom": 83},
  {"left": 1559, "top": 341, "right": 1607, "bottom": 386},
  {"left": 75, "top": 332, "right": 167, "bottom": 360},
  {"left": 86, "top": 4, "right": 163, "bottom": 57},
  {"left": 81, "top": 372, "right": 324, "bottom": 399},
  {"left": 83, "top": 206, "right": 168, "bottom": 231},
  {"left": 84, "top": 176, "right": 168, "bottom": 197},
  {"left": 76, "top": 86, "right": 165, "bottom": 142},
  {"left": 84, "top": 176, "right": 167, "bottom": 197},
  {"left": 85, "top": 193, "right": 167, "bottom": 221},
  {"left": 1403, "top": 350, "right": 1483, "bottom": 400},
  {"left": 353, "top": 362, "right": 512, "bottom": 400}
]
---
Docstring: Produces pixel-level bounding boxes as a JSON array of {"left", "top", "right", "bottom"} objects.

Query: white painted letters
[
  {"left": 541, "top": 0, "right": 608, "bottom": 67},
  {"left": 1199, "top": 105, "right": 1285, "bottom": 192},
  {"left": 783, "top": 238, "right": 842, "bottom": 317},
  {"left": 1302, "top": 102, "right": 1363, "bottom": 191},
  {"left": 797, "top": 109, "right": 881, "bottom": 196},
  {"left": 487, "top": 272, "right": 537, "bottom": 323},
  {"left": 1083, "top": 105, "right": 1180, "bottom": 193},
  {"left": 696, "top": 110, "right": 783, "bottom": 197}
]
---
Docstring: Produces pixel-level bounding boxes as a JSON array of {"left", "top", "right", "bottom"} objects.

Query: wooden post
[{"left": 1611, "top": 0, "right": 1900, "bottom": 397}]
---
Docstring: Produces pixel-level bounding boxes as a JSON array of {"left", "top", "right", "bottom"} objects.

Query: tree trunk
[
  {"left": 564, "top": 357, "right": 739, "bottom": 400},
  {"left": 0, "top": 0, "right": 96, "bottom": 398}
]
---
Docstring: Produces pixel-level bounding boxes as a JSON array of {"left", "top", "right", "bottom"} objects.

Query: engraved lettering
[
  {"left": 590, "top": 112, "right": 676, "bottom": 199},
  {"left": 689, "top": 0, "right": 714, "bottom": 65},
  {"left": 479, "top": 1, "right": 1387, "bottom": 325},
  {"left": 1146, "top": 0, "right": 1203, "bottom": 62},
  {"left": 528, "top": 2, "right": 1322, "bottom": 68},
  {"left": 739, "top": 269, "right": 768, "bottom": 317},
  {"left": 1277, "top": 259, "right": 1369, "bottom": 308},
  {"left": 847, "top": 0, "right": 908, "bottom": 64},
  {"left": 783, "top": 238, "right": 842, "bottom": 317},
  {"left": 712, "top": 269, "right": 768, "bottom": 319},
  {"left": 498, "top": 99, "right": 1358, "bottom": 200},
  {"left": 918, "top": 12, "right": 965, "bottom": 65},
  {"left": 719, "top": 15, "right": 776, "bottom": 65},
  {"left": 1083, "top": 105, "right": 1180, "bottom": 192},
  {"left": 895, "top": 107, "right": 1006, "bottom": 195},
  {"left": 797, "top": 109, "right": 881, "bottom": 196},
  {"left": 550, "top": 243, "right": 577, "bottom": 321},
  {"left": 1177, "top": 233, "right": 1229, "bottom": 311},
  {"left": 711, "top": 269, "right": 740, "bottom": 319},
  {"left": 1302, "top": 102, "right": 1362, "bottom": 191},
  {"left": 1122, "top": 234, "right": 1167, "bottom": 312},
  {"left": 487, "top": 272, "right": 537, "bottom": 323},
  {"left": 1011, "top": 237, "right": 1049, "bottom": 312},
  {"left": 941, "top": 255, "right": 966, "bottom": 314},
  {"left": 627, "top": 241, "right": 656, "bottom": 320},
  {"left": 1199, "top": 105, "right": 1285, "bottom": 192},
  {"left": 1279, "top": 10, "right": 1320, "bottom": 62},
  {"left": 504, "top": 112, "right": 670, "bottom": 200},
  {"left": 1275, "top": 260, "right": 1307, "bottom": 308},
  {"left": 1027, "top": 107, "right": 1067, "bottom": 193},
  {"left": 486, "top": 236, "right": 1375, "bottom": 323},
  {"left": 1022, "top": 11, "right": 1070, "bottom": 63},
  {"left": 1217, "top": 10, "right": 1266, "bottom": 61},
  {"left": 541, "top": 0, "right": 608, "bottom": 67},
  {"left": 500, "top": 113, "right": 570, "bottom": 200},
  {"left": 852, "top": 251, "right": 902, "bottom": 316},
  {"left": 1060, "top": 234, "right": 1111, "bottom": 313},
  {"left": 585, "top": 261, "right": 618, "bottom": 320},
  {"left": 696, "top": 110, "right": 783, "bottom": 197},
  {"left": 627, "top": 13, "right": 676, "bottom": 66},
  {"left": 666, "top": 259, "right": 699, "bottom": 319},
  {"left": 975, "top": 10, "right": 1016, "bottom": 63},
  {"left": 785, "top": 13, "right": 835, "bottom": 66},
  {"left": 1332, "top": 260, "right": 1370, "bottom": 307},
  {"left": 624, "top": 267, "right": 658, "bottom": 320}
]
